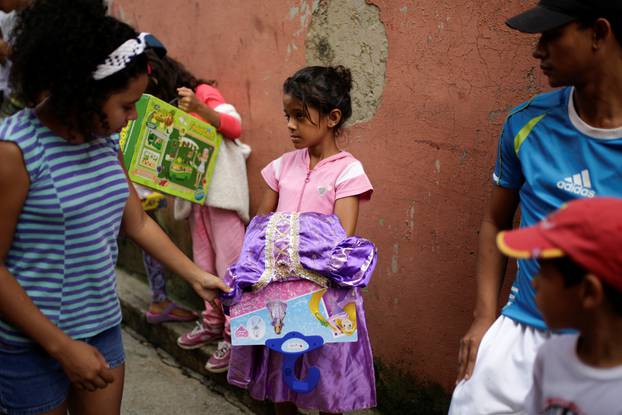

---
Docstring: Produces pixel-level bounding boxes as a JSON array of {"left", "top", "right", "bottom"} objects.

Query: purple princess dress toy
[{"left": 223, "top": 212, "right": 377, "bottom": 413}]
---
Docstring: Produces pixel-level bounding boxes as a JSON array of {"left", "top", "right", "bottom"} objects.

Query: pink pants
[{"left": 190, "top": 205, "right": 245, "bottom": 340}]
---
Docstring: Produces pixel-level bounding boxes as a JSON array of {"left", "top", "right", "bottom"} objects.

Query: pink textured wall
[{"left": 111, "top": 0, "right": 545, "bottom": 389}]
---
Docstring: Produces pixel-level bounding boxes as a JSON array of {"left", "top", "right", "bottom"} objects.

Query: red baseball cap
[{"left": 497, "top": 197, "right": 622, "bottom": 293}]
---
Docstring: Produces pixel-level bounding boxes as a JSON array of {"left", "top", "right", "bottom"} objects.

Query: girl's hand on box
[
  {"left": 190, "top": 271, "right": 232, "bottom": 308},
  {"left": 177, "top": 87, "right": 201, "bottom": 113}
]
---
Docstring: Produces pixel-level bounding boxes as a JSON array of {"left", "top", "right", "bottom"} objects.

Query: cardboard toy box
[
  {"left": 120, "top": 94, "right": 222, "bottom": 203},
  {"left": 230, "top": 280, "right": 358, "bottom": 346}
]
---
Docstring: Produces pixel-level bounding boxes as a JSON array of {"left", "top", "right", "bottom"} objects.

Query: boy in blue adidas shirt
[{"left": 450, "top": 1, "right": 622, "bottom": 413}]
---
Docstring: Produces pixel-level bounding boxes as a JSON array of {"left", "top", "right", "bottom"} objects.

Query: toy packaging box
[
  {"left": 120, "top": 94, "right": 222, "bottom": 204},
  {"left": 230, "top": 280, "right": 358, "bottom": 346}
]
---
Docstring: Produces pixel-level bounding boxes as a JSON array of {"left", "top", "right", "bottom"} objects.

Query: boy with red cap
[{"left": 497, "top": 197, "right": 622, "bottom": 415}]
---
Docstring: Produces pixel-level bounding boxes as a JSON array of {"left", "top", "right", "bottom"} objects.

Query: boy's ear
[
  {"left": 581, "top": 274, "right": 605, "bottom": 310},
  {"left": 592, "top": 18, "right": 612, "bottom": 49},
  {"left": 327, "top": 108, "right": 342, "bottom": 128}
]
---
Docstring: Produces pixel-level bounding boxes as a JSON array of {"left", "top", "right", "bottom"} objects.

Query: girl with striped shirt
[{"left": 0, "top": 1, "right": 229, "bottom": 414}]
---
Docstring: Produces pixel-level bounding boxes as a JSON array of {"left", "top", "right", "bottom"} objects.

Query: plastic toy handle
[
  {"left": 282, "top": 356, "right": 321, "bottom": 394},
  {"left": 265, "top": 332, "right": 324, "bottom": 394}
]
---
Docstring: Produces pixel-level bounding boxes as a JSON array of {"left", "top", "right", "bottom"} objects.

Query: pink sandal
[{"left": 145, "top": 302, "right": 199, "bottom": 324}]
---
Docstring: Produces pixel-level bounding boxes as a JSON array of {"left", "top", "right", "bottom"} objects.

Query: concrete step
[
  {"left": 122, "top": 326, "right": 253, "bottom": 414},
  {"left": 117, "top": 267, "right": 273, "bottom": 414}
]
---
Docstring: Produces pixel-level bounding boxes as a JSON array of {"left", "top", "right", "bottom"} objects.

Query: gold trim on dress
[{"left": 252, "top": 212, "right": 328, "bottom": 292}]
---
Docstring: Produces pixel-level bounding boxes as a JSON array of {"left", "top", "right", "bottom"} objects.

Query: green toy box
[{"left": 120, "top": 94, "right": 222, "bottom": 204}]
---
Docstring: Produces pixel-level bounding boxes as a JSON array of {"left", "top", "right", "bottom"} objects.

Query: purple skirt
[
  {"left": 225, "top": 212, "right": 377, "bottom": 411},
  {"left": 227, "top": 286, "right": 376, "bottom": 412}
]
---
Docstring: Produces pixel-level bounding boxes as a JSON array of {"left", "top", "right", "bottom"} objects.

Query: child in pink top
[
  {"left": 228, "top": 66, "right": 376, "bottom": 415},
  {"left": 146, "top": 54, "right": 248, "bottom": 373}
]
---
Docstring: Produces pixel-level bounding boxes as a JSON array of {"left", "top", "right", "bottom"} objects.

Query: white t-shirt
[{"left": 525, "top": 334, "right": 622, "bottom": 415}]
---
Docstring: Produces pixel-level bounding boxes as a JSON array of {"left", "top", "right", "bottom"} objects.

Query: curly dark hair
[
  {"left": 283, "top": 65, "right": 353, "bottom": 136},
  {"left": 10, "top": 0, "right": 148, "bottom": 140},
  {"left": 144, "top": 50, "right": 215, "bottom": 102}
]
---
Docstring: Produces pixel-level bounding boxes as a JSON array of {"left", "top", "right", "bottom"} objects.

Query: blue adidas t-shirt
[{"left": 494, "top": 86, "right": 622, "bottom": 330}]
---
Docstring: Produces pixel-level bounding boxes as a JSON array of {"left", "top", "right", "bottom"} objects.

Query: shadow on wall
[{"left": 375, "top": 360, "right": 450, "bottom": 415}]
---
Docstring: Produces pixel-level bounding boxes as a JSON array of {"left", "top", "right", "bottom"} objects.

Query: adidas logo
[{"left": 556, "top": 169, "right": 596, "bottom": 198}]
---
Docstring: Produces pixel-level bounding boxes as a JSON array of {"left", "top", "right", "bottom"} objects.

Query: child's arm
[
  {"left": 256, "top": 183, "right": 279, "bottom": 216},
  {"left": 177, "top": 85, "right": 242, "bottom": 139},
  {"left": 118, "top": 154, "right": 230, "bottom": 302},
  {"left": 334, "top": 196, "right": 360, "bottom": 236},
  {"left": 0, "top": 142, "right": 114, "bottom": 392},
  {"left": 333, "top": 160, "right": 370, "bottom": 236},
  {"left": 257, "top": 157, "right": 282, "bottom": 216},
  {"left": 178, "top": 87, "right": 221, "bottom": 127}
]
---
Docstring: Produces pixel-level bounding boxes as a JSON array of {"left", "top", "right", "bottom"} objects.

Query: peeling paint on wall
[
  {"left": 407, "top": 203, "right": 415, "bottom": 238},
  {"left": 107, "top": 0, "right": 131, "bottom": 26},
  {"left": 391, "top": 243, "right": 399, "bottom": 274},
  {"left": 286, "top": 0, "right": 318, "bottom": 60},
  {"left": 304, "top": 0, "right": 388, "bottom": 124}
]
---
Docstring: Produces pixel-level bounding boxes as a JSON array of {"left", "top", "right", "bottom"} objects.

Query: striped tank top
[{"left": 0, "top": 108, "right": 129, "bottom": 348}]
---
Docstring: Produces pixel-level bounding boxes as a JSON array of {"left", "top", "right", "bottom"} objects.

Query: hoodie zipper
[
  {"left": 296, "top": 169, "right": 311, "bottom": 212},
  {"left": 296, "top": 151, "right": 344, "bottom": 212}
]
